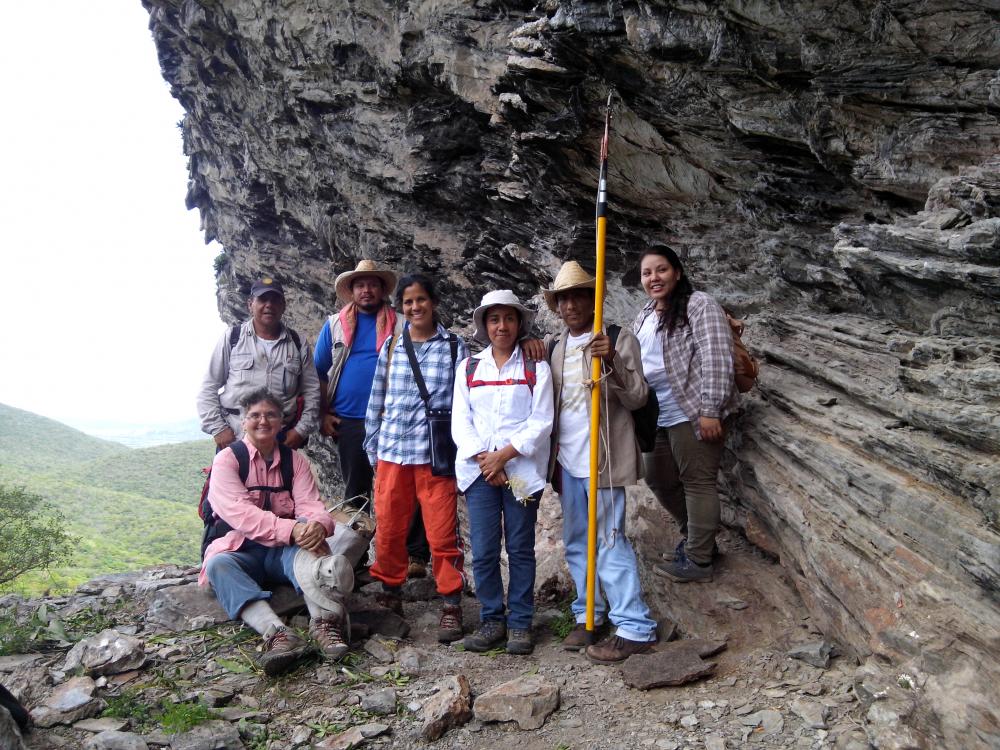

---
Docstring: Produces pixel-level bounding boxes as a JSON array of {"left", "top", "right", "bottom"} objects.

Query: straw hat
[
  {"left": 471, "top": 290, "right": 536, "bottom": 345},
  {"left": 334, "top": 260, "right": 398, "bottom": 304},
  {"left": 542, "top": 261, "right": 597, "bottom": 312}
]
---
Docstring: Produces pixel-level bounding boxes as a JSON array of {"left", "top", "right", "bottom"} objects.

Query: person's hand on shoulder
[{"left": 520, "top": 338, "right": 546, "bottom": 362}]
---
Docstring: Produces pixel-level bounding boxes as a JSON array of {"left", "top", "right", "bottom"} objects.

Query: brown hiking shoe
[
  {"left": 407, "top": 557, "right": 428, "bottom": 579},
  {"left": 258, "top": 627, "right": 308, "bottom": 677},
  {"left": 562, "top": 622, "right": 608, "bottom": 651},
  {"left": 310, "top": 614, "right": 350, "bottom": 660},
  {"left": 375, "top": 590, "right": 404, "bottom": 617},
  {"left": 438, "top": 604, "right": 464, "bottom": 643},
  {"left": 585, "top": 635, "right": 656, "bottom": 665}
]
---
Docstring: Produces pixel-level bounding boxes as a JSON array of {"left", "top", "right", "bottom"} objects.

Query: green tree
[{"left": 0, "top": 484, "right": 77, "bottom": 588}]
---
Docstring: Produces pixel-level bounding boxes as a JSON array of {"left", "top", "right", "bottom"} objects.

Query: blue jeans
[
  {"left": 465, "top": 475, "right": 540, "bottom": 630},
  {"left": 559, "top": 471, "right": 657, "bottom": 642},
  {"left": 204, "top": 540, "right": 302, "bottom": 619}
]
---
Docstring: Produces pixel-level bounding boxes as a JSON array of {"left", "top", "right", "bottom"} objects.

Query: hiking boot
[
  {"left": 438, "top": 604, "right": 464, "bottom": 644},
  {"left": 585, "top": 635, "right": 655, "bottom": 665},
  {"left": 407, "top": 557, "right": 428, "bottom": 579},
  {"left": 463, "top": 620, "right": 506, "bottom": 652},
  {"left": 654, "top": 554, "right": 714, "bottom": 583},
  {"left": 258, "top": 626, "right": 308, "bottom": 677},
  {"left": 662, "top": 538, "right": 720, "bottom": 562},
  {"left": 562, "top": 622, "right": 608, "bottom": 651},
  {"left": 375, "top": 590, "right": 404, "bottom": 616},
  {"left": 310, "top": 614, "right": 350, "bottom": 660},
  {"left": 506, "top": 628, "right": 534, "bottom": 655}
]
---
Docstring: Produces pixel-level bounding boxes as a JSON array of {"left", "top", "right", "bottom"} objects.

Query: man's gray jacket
[{"left": 197, "top": 320, "right": 321, "bottom": 439}]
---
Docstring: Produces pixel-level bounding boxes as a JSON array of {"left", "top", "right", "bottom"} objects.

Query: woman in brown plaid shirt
[{"left": 632, "top": 245, "right": 740, "bottom": 583}]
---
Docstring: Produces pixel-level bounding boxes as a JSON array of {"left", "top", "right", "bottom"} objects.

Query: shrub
[{"left": 0, "top": 484, "right": 77, "bottom": 588}]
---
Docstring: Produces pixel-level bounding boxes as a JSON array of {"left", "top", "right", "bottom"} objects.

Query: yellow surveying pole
[{"left": 585, "top": 93, "right": 613, "bottom": 642}]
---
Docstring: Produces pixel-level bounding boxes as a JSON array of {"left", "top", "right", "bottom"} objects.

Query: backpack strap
[
  {"left": 230, "top": 440, "right": 251, "bottom": 484},
  {"left": 523, "top": 358, "right": 537, "bottom": 394},
  {"left": 465, "top": 357, "right": 479, "bottom": 387},
  {"left": 277, "top": 443, "right": 294, "bottom": 493},
  {"left": 607, "top": 324, "right": 621, "bottom": 348},
  {"left": 229, "top": 324, "right": 242, "bottom": 351},
  {"left": 287, "top": 328, "right": 301, "bottom": 350},
  {"left": 547, "top": 336, "right": 559, "bottom": 360}
]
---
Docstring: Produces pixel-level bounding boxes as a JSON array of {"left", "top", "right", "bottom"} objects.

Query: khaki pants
[{"left": 643, "top": 422, "right": 724, "bottom": 565}]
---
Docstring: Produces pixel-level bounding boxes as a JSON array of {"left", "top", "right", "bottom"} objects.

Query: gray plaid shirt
[{"left": 632, "top": 292, "right": 739, "bottom": 438}]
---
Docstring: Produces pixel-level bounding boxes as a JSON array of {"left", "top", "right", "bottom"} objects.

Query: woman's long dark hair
[
  {"left": 395, "top": 273, "right": 441, "bottom": 324},
  {"left": 640, "top": 244, "right": 693, "bottom": 334}
]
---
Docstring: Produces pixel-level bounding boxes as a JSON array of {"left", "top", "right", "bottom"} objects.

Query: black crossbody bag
[{"left": 402, "top": 328, "right": 459, "bottom": 477}]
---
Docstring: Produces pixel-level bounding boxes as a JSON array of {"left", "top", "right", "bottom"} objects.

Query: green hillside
[
  {"left": 64, "top": 439, "right": 214, "bottom": 505},
  {"left": 0, "top": 402, "right": 128, "bottom": 473},
  {"left": 0, "top": 404, "right": 210, "bottom": 595}
]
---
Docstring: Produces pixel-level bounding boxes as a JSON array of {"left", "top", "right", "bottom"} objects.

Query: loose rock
[
  {"left": 0, "top": 706, "right": 25, "bottom": 750},
  {"left": 787, "top": 641, "right": 833, "bottom": 669},
  {"left": 420, "top": 675, "right": 473, "bottom": 741},
  {"left": 169, "top": 719, "right": 242, "bottom": 750},
  {"left": 791, "top": 697, "right": 828, "bottom": 729},
  {"left": 63, "top": 629, "right": 145, "bottom": 676},
  {"left": 473, "top": 675, "right": 560, "bottom": 730},
  {"left": 83, "top": 730, "right": 149, "bottom": 750},
  {"left": 361, "top": 687, "right": 397, "bottom": 716},
  {"left": 30, "top": 676, "right": 102, "bottom": 727}
]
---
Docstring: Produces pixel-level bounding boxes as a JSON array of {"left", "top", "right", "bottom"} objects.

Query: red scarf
[{"left": 338, "top": 303, "right": 397, "bottom": 352}]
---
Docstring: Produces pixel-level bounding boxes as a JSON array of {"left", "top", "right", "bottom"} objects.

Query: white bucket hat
[
  {"left": 293, "top": 551, "right": 354, "bottom": 614},
  {"left": 471, "top": 289, "right": 536, "bottom": 345}
]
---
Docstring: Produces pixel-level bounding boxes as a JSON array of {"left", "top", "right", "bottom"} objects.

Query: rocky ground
[{"left": 2, "top": 504, "right": 876, "bottom": 750}]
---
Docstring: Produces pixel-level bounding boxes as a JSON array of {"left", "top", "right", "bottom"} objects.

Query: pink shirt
[{"left": 198, "top": 439, "right": 335, "bottom": 585}]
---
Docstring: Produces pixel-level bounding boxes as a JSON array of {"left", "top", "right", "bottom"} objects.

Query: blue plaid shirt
[{"left": 364, "top": 323, "right": 468, "bottom": 466}]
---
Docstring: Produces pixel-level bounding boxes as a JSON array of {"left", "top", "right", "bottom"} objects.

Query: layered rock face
[{"left": 142, "top": 0, "right": 999, "bottom": 745}]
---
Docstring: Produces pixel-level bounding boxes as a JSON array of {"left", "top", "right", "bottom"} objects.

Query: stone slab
[
  {"left": 473, "top": 675, "right": 560, "bottom": 730},
  {"left": 620, "top": 640, "right": 726, "bottom": 690}
]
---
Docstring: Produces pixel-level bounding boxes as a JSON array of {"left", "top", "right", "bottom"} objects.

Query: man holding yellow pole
[{"left": 542, "top": 261, "right": 659, "bottom": 663}]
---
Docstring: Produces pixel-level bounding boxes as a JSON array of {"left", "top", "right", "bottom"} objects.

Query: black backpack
[
  {"left": 548, "top": 324, "right": 659, "bottom": 453},
  {"left": 199, "top": 441, "right": 295, "bottom": 559}
]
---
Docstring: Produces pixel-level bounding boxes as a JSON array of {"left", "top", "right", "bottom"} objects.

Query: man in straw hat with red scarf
[{"left": 314, "top": 260, "right": 431, "bottom": 577}]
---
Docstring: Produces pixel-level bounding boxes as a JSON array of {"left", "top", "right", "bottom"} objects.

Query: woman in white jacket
[{"left": 451, "top": 290, "right": 553, "bottom": 655}]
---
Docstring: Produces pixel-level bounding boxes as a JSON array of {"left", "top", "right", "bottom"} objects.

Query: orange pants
[{"left": 370, "top": 460, "right": 464, "bottom": 596}]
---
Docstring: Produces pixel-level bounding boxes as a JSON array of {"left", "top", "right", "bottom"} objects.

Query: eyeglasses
[{"left": 245, "top": 411, "right": 282, "bottom": 422}]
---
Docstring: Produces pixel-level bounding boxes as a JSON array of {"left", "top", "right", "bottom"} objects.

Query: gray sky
[{"left": 0, "top": 3, "right": 224, "bottom": 426}]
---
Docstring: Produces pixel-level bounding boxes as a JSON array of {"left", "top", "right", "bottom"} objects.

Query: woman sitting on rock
[
  {"left": 633, "top": 245, "right": 739, "bottom": 582},
  {"left": 451, "top": 290, "right": 553, "bottom": 655},
  {"left": 201, "top": 388, "right": 354, "bottom": 676},
  {"left": 363, "top": 273, "right": 470, "bottom": 643}
]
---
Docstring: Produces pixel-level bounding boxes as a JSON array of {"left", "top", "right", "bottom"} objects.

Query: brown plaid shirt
[{"left": 632, "top": 292, "right": 739, "bottom": 438}]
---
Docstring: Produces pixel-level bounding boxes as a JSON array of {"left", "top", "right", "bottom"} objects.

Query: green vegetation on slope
[
  {"left": 0, "top": 404, "right": 211, "bottom": 595},
  {"left": 0, "top": 402, "right": 128, "bottom": 473},
  {"left": 64, "top": 439, "right": 214, "bottom": 505}
]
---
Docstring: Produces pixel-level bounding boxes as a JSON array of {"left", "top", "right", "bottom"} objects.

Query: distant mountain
[
  {"left": 63, "top": 417, "right": 205, "bottom": 448},
  {"left": 0, "top": 402, "right": 128, "bottom": 473}
]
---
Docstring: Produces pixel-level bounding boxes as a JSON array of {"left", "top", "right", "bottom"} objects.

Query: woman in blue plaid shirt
[
  {"left": 363, "top": 273, "right": 470, "bottom": 643},
  {"left": 633, "top": 245, "right": 740, "bottom": 583}
]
